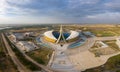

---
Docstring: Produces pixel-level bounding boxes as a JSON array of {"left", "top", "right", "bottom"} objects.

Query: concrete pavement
[{"left": 50, "top": 44, "right": 78, "bottom": 72}]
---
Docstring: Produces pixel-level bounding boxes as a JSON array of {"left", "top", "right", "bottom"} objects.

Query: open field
[
  {"left": 86, "top": 27, "right": 120, "bottom": 37},
  {"left": 27, "top": 48, "right": 53, "bottom": 65},
  {"left": 83, "top": 53, "right": 120, "bottom": 72}
]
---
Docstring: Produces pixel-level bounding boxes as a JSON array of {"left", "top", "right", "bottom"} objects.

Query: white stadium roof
[
  {"left": 66, "top": 30, "right": 79, "bottom": 40},
  {"left": 44, "top": 30, "right": 79, "bottom": 41},
  {"left": 44, "top": 30, "right": 57, "bottom": 40}
]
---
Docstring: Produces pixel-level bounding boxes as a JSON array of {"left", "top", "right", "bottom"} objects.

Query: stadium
[{"left": 44, "top": 26, "right": 79, "bottom": 43}]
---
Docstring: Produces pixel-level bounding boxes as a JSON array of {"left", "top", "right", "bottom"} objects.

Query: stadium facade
[{"left": 44, "top": 25, "right": 79, "bottom": 43}]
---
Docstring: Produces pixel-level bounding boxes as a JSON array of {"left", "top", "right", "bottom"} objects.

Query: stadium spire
[{"left": 56, "top": 25, "right": 66, "bottom": 44}]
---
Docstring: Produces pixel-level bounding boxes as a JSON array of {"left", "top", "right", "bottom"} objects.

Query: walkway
[{"left": 50, "top": 44, "right": 77, "bottom": 72}]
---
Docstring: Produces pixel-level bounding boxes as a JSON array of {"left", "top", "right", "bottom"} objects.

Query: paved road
[
  {"left": 13, "top": 39, "right": 54, "bottom": 72},
  {"left": 95, "top": 36, "right": 119, "bottom": 41},
  {"left": 2, "top": 33, "right": 30, "bottom": 72}
]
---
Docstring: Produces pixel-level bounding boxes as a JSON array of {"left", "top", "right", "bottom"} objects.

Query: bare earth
[{"left": 68, "top": 50, "right": 120, "bottom": 71}]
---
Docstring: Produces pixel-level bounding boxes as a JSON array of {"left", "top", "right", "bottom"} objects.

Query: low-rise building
[
  {"left": 8, "top": 34, "right": 16, "bottom": 42},
  {"left": 17, "top": 41, "right": 38, "bottom": 52}
]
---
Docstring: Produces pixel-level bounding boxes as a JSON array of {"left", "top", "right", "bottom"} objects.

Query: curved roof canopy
[
  {"left": 44, "top": 30, "right": 79, "bottom": 41},
  {"left": 44, "top": 30, "right": 57, "bottom": 40},
  {"left": 66, "top": 30, "right": 79, "bottom": 40}
]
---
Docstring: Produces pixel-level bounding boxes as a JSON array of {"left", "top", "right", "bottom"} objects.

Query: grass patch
[
  {"left": 27, "top": 48, "right": 53, "bottom": 65},
  {"left": 91, "top": 30, "right": 116, "bottom": 37},
  {"left": 87, "top": 27, "right": 120, "bottom": 37}
]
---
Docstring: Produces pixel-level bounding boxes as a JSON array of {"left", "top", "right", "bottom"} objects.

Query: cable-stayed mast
[{"left": 56, "top": 25, "right": 66, "bottom": 44}]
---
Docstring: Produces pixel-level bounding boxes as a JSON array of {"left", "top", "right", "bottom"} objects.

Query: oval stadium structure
[{"left": 44, "top": 26, "right": 79, "bottom": 43}]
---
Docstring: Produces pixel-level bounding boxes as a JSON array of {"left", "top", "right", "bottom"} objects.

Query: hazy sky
[{"left": 0, "top": 0, "right": 120, "bottom": 24}]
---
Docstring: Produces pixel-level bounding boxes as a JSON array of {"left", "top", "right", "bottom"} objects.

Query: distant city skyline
[{"left": 0, "top": 0, "right": 120, "bottom": 24}]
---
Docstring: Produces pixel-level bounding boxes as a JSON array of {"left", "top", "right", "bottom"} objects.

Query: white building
[
  {"left": 17, "top": 41, "right": 38, "bottom": 52},
  {"left": 8, "top": 34, "right": 16, "bottom": 43},
  {"left": 116, "top": 38, "right": 120, "bottom": 48}
]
